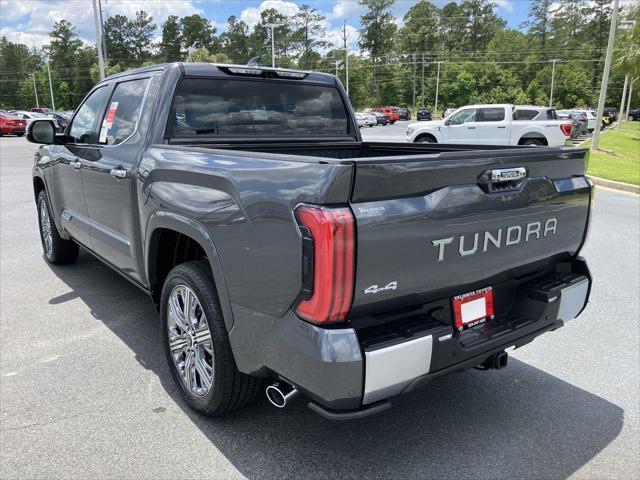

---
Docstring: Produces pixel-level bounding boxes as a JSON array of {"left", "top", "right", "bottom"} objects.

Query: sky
[{"left": 0, "top": 0, "right": 538, "bottom": 51}]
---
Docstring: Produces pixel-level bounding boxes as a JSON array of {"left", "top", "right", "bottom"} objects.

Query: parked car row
[{"left": 0, "top": 108, "right": 73, "bottom": 136}]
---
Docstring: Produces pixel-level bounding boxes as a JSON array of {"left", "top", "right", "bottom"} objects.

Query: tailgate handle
[{"left": 478, "top": 167, "right": 528, "bottom": 193}]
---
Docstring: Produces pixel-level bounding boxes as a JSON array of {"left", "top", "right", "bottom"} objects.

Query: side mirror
[
  {"left": 27, "top": 119, "right": 57, "bottom": 144},
  {"left": 444, "top": 119, "right": 451, "bottom": 126}
]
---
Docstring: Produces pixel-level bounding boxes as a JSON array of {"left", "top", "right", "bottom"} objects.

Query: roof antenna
[{"left": 247, "top": 57, "right": 262, "bottom": 67}]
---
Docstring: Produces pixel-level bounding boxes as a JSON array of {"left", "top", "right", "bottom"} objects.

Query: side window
[
  {"left": 68, "top": 86, "right": 109, "bottom": 144},
  {"left": 547, "top": 109, "right": 558, "bottom": 120},
  {"left": 98, "top": 78, "right": 149, "bottom": 145},
  {"left": 514, "top": 110, "right": 539, "bottom": 121},
  {"left": 479, "top": 108, "right": 505, "bottom": 122},
  {"left": 449, "top": 108, "right": 477, "bottom": 125}
]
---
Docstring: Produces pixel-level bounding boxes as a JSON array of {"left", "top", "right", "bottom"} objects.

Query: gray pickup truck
[{"left": 28, "top": 63, "right": 593, "bottom": 419}]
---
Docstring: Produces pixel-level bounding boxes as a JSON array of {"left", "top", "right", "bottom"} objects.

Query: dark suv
[
  {"left": 397, "top": 108, "right": 410, "bottom": 120},
  {"left": 416, "top": 108, "right": 432, "bottom": 121}
]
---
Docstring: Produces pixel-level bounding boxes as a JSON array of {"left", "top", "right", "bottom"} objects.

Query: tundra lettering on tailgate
[{"left": 431, "top": 218, "right": 558, "bottom": 262}]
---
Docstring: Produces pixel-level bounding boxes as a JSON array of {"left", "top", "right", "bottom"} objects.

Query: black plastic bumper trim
[{"left": 307, "top": 400, "right": 392, "bottom": 420}]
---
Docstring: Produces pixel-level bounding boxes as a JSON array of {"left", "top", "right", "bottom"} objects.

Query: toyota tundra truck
[{"left": 28, "top": 63, "right": 593, "bottom": 419}]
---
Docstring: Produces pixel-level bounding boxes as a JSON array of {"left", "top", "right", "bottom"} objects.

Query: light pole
[
  {"left": 618, "top": 74, "right": 629, "bottom": 130},
  {"left": 549, "top": 59, "right": 560, "bottom": 106},
  {"left": 46, "top": 60, "right": 55, "bottom": 111},
  {"left": 434, "top": 61, "right": 442, "bottom": 116},
  {"left": 592, "top": 0, "right": 619, "bottom": 151},
  {"left": 626, "top": 77, "right": 636, "bottom": 122},
  {"left": 29, "top": 74, "right": 39, "bottom": 108},
  {"left": 335, "top": 60, "right": 340, "bottom": 76},
  {"left": 92, "top": 0, "right": 106, "bottom": 80},
  {"left": 264, "top": 23, "right": 284, "bottom": 68}
]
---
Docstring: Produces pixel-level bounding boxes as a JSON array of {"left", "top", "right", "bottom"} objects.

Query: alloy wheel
[
  {"left": 39, "top": 200, "right": 53, "bottom": 257},
  {"left": 167, "top": 285, "right": 214, "bottom": 397}
]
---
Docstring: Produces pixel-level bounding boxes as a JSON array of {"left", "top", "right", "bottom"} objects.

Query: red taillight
[
  {"left": 560, "top": 123, "right": 572, "bottom": 136},
  {"left": 294, "top": 204, "right": 355, "bottom": 324}
]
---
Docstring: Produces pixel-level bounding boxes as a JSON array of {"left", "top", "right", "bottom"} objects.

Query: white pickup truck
[{"left": 406, "top": 104, "right": 573, "bottom": 146}]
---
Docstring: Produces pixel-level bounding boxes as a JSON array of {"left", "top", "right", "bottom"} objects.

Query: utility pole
[
  {"left": 549, "top": 59, "right": 560, "bottom": 106},
  {"left": 618, "top": 74, "right": 629, "bottom": 130},
  {"left": 421, "top": 53, "right": 425, "bottom": 105},
  {"left": 335, "top": 60, "right": 340, "bottom": 77},
  {"left": 412, "top": 54, "right": 416, "bottom": 112},
  {"left": 98, "top": 0, "right": 108, "bottom": 64},
  {"left": 46, "top": 60, "right": 55, "bottom": 111},
  {"left": 29, "top": 74, "right": 39, "bottom": 108},
  {"left": 92, "top": 0, "right": 105, "bottom": 80},
  {"left": 264, "top": 23, "right": 284, "bottom": 68},
  {"left": 592, "top": 0, "right": 619, "bottom": 151},
  {"left": 434, "top": 61, "right": 442, "bottom": 116},
  {"left": 341, "top": 21, "right": 350, "bottom": 96}
]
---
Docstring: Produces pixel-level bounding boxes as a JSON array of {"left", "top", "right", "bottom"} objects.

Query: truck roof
[{"left": 103, "top": 62, "right": 338, "bottom": 86}]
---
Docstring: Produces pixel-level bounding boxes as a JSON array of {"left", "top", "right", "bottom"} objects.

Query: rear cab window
[
  {"left": 514, "top": 110, "right": 540, "bottom": 121},
  {"left": 168, "top": 78, "right": 349, "bottom": 139}
]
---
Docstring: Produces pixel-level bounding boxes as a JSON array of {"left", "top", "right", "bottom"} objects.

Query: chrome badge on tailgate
[{"left": 491, "top": 167, "right": 527, "bottom": 183}]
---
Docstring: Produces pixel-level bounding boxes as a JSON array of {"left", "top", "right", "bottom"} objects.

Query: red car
[
  {"left": 373, "top": 107, "right": 399, "bottom": 124},
  {"left": 30, "top": 107, "right": 55, "bottom": 115},
  {"left": 0, "top": 112, "right": 27, "bottom": 136}
]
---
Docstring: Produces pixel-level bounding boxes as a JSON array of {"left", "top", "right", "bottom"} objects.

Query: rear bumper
[{"left": 231, "top": 258, "right": 591, "bottom": 417}]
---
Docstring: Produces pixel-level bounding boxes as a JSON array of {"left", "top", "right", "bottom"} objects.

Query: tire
[
  {"left": 521, "top": 138, "right": 544, "bottom": 146},
  {"left": 415, "top": 134, "right": 436, "bottom": 143},
  {"left": 161, "top": 260, "right": 260, "bottom": 416},
  {"left": 37, "top": 190, "right": 79, "bottom": 264}
]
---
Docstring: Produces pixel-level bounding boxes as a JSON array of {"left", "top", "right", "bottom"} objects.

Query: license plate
[{"left": 452, "top": 287, "right": 494, "bottom": 331}]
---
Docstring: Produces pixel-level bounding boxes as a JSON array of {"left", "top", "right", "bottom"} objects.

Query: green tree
[
  {"left": 292, "top": 5, "right": 329, "bottom": 69},
  {"left": 358, "top": 0, "right": 398, "bottom": 102},
  {"left": 220, "top": 16, "right": 251, "bottom": 64},
  {"left": 0, "top": 37, "right": 42, "bottom": 109},
  {"left": 130, "top": 11, "right": 156, "bottom": 61},
  {"left": 104, "top": 15, "right": 134, "bottom": 67},
  {"left": 399, "top": 1, "right": 440, "bottom": 54},
  {"left": 523, "top": 0, "right": 552, "bottom": 50},
  {"left": 160, "top": 15, "right": 182, "bottom": 61},
  {"left": 460, "top": 0, "right": 506, "bottom": 53},
  {"left": 181, "top": 14, "right": 218, "bottom": 53}
]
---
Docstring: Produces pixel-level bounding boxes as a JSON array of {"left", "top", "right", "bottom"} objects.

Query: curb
[{"left": 590, "top": 176, "right": 640, "bottom": 194}]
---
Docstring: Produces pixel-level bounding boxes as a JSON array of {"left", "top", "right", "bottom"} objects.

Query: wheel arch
[
  {"left": 414, "top": 132, "right": 438, "bottom": 143},
  {"left": 145, "top": 212, "right": 234, "bottom": 331},
  {"left": 518, "top": 132, "right": 548, "bottom": 145},
  {"left": 33, "top": 175, "right": 46, "bottom": 202}
]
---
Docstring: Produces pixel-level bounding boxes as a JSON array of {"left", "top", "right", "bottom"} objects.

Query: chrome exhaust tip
[{"left": 265, "top": 382, "right": 298, "bottom": 408}]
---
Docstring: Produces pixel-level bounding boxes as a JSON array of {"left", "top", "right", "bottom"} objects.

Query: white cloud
[
  {"left": 493, "top": 0, "right": 514, "bottom": 14},
  {"left": 0, "top": 26, "right": 49, "bottom": 47},
  {"left": 239, "top": 0, "right": 300, "bottom": 28},
  {"left": 327, "top": 0, "right": 365, "bottom": 21},
  {"left": 0, "top": 0, "right": 201, "bottom": 48}
]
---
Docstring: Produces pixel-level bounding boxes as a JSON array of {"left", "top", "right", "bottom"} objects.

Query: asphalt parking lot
[{"left": 1, "top": 134, "right": 638, "bottom": 479}]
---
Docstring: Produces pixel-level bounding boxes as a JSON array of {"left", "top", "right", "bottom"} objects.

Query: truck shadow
[{"left": 48, "top": 251, "right": 623, "bottom": 480}]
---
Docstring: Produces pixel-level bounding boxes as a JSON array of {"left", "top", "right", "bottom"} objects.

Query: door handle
[
  {"left": 110, "top": 168, "right": 128, "bottom": 179},
  {"left": 467, "top": 126, "right": 476, "bottom": 129},
  {"left": 73, "top": 160, "right": 82, "bottom": 170},
  {"left": 497, "top": 126, "right": 506, "bottom": 129}
]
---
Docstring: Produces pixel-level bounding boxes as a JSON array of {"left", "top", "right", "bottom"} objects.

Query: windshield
[{"left": 168, "top": 78, "right": 350, "bottom": 138}]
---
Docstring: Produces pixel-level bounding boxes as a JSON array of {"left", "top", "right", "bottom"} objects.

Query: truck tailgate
[{"left": 349, "top": 148, "right": 591, "bottom": 316}]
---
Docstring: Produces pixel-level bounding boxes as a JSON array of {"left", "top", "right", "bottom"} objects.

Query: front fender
[{"left": 145, "top": 211, "right": 234, "bottom": 331}]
